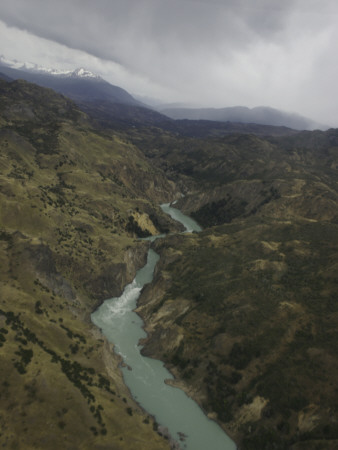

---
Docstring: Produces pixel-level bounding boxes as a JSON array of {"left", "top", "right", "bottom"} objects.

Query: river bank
[
  {"left": 136, "top": 239, "right": 240, "bottom": 447},
  {"left": 91, "top": 203, "right": 236, "bottom": 450}
]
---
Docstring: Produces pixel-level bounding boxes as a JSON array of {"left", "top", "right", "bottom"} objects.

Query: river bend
[{"left": 91, "top": 203, "right": 236, "bottom": 450}]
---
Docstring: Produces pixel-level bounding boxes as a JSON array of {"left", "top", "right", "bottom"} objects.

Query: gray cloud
[
  {"left": 1, "top": 0, "right": 338, "bottom": 125},
  {"left": 0, "top": 1, "right": 295, "bottom": 58}
]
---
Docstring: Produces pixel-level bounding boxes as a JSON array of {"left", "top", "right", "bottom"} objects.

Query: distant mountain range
[
  {"left": 0, "top": 56, "right": 326, "bottom": 132},
  {"left": 159, "top": 105, "right": 327, "bottom": 131}
]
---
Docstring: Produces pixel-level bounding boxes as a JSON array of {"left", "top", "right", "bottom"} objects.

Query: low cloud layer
[{"left": 1, "top": 0, "right": 338, "bottom": 125}]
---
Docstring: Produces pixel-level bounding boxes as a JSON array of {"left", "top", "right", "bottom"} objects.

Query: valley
[{"left": 1, "top": 75, "right": 338, "bottom": 449}]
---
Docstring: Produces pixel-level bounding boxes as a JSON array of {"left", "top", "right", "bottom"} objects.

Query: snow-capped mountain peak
[
  {"left": 0, "top": 54, "right": 141, "bottom": 106},
  {"left": 0, "top": 56, "right": 101, "bottom": 80},
  {"left": 71, "top": 68, "right": 99, "bottom": 79}
]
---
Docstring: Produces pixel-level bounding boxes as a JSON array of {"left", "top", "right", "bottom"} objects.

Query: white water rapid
[{"left": 91, "top": 203, "right": 236, "bottom": 450}]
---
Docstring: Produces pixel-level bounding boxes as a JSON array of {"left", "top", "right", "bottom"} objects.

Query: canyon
[{"left": 1, "top": 76, "right": 338, "bottom": 449}]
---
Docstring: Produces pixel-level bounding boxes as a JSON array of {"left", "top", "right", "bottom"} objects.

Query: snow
[
  {"left": 71, "top": 68, "right": 99, "bottom": 79},
  {"left": 0, "top": 55, "right": 100, "bottom": 80}
]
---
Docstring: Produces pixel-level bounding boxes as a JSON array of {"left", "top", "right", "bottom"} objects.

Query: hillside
[
  {"left": 0, "top": 78, "right": 180, "bottom": 449},
  {"left": 2, "top": 75, "right": 338, "bottom": 450},
  {"left": 131, "top": 126, "right": 338, "bottom": 448}
]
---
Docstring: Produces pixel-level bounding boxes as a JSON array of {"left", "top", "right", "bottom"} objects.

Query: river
[{"left": 91, "top": 203, "right": 236, "bottom": 450}]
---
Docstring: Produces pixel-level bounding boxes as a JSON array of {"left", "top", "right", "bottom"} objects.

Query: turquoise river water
[{"left": 91, "top": 203, "right": 236, "bottom": 450}]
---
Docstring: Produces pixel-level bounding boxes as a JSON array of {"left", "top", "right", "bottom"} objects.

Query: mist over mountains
[
  {"left": 0, "top": 57, "right": 326, "bottom": 132},
  {"left": 159, "top": 105, "right": 327, "bottom": 131}
]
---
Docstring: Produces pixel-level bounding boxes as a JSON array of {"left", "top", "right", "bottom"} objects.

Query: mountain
[
  {"left": 0, "top": 71, "right": 13, "bottom": 82},
  {"left": 160, "top": 105, "right": 326, "bottom": 131},
  {"left": 0, "top": 57, "right": 141, "bottom": 105},
  {"left": 0, "top": 57, "right": 182, "bottom": 131}
]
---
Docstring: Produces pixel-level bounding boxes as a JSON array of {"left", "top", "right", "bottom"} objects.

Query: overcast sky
[{"left": 1, "top": 0, "right": 338, "bottom": 126}]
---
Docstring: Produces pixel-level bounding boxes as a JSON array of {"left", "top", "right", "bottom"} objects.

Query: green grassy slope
[
  {"left": 138, "top": 218, "right": 338, "bottom": 449},
  {"left": 3, "top": 75, "right": 338, "bottom": 449},
  {"left": 129, "top": 128, "right": 338, "bottom": 225},
  {"left": 133, "top": 126, "right": 338, "bottom": 449},
  {"left": 0, "top": 79, "right": 179, "bottom": 449}
]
